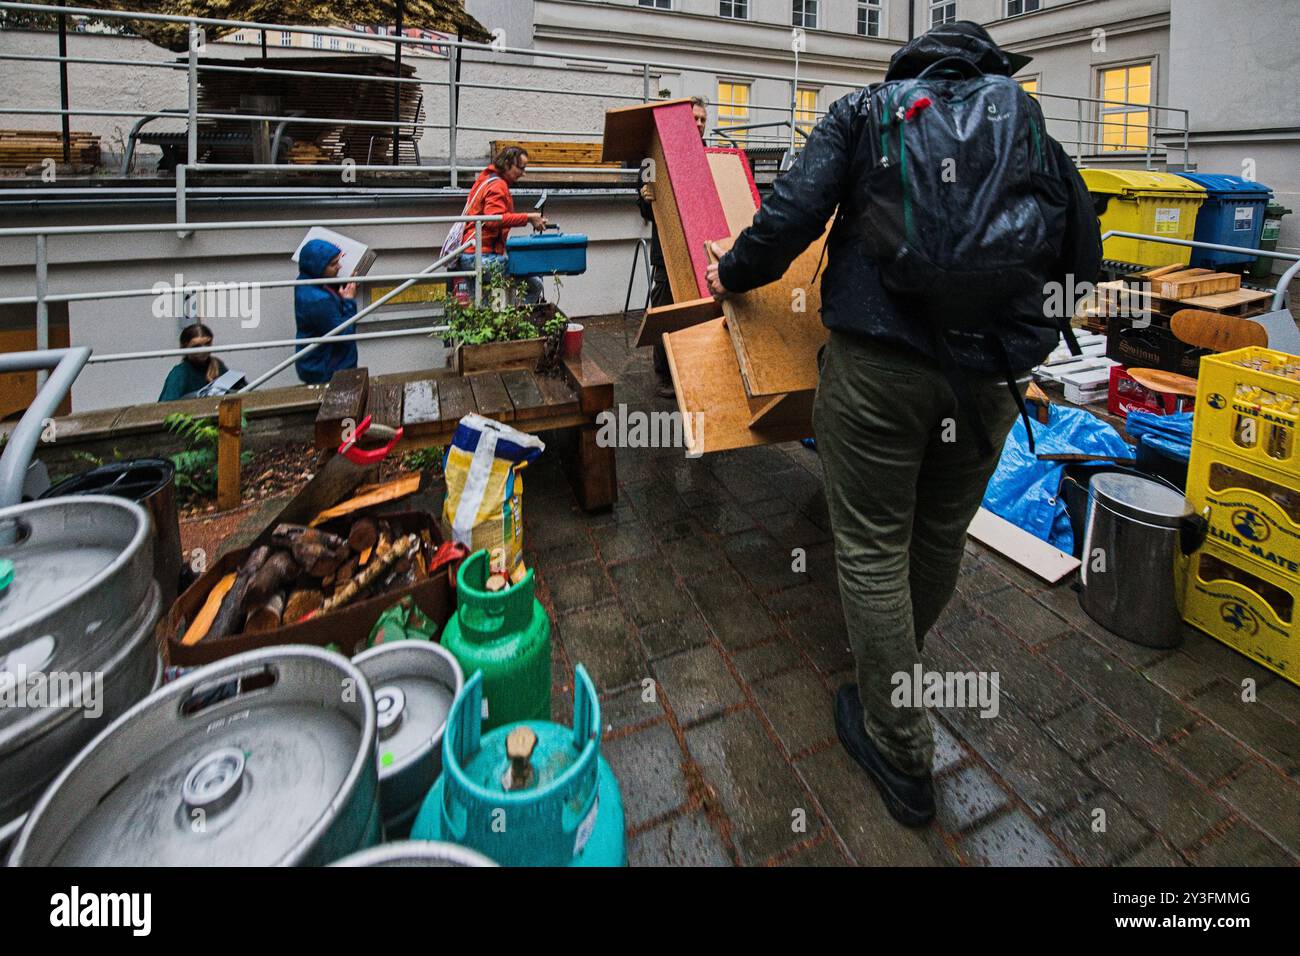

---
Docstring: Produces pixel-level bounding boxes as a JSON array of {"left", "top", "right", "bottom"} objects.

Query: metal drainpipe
[
  {"left": 448, "top": 45, "right": 459, "bottom": 188},
  {"left": 34, "top": 234, "right": 48, "bottom": 390},
  {"left": 187, "top": 20, "right": 198, "bottom": 173},
  {"left": 908, "top": 0, "right": 915, "bottom": 40}
]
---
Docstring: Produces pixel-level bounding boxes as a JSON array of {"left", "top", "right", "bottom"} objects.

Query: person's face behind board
[
  {"left": 185, "top": 334, "right": 212, "bottom": 367},
  {"left": 324, "top": 254, "right": 343, "bottom": 279},
  {"left": 504, "top": 153, "right": 528, "bottom": 186},
  {"left": 692, "top": 105, "right": 708, "bottom": 140}
]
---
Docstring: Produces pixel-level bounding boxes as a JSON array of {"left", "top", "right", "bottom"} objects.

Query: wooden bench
[{"left": 314, "top": 356, "right": 616, "bottom": 512}]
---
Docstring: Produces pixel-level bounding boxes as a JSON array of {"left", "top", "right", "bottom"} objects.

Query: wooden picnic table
[{"left": 314, "top": 355, "right": 616, "bottom": 512}]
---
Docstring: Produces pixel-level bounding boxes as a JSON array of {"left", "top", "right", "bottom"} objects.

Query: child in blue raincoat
[{"left": 294, "top": 238, "right": 359, "bottom": 384}]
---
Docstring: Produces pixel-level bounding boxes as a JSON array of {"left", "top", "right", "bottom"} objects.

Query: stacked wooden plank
[
  {"left": 489, "top": 140, "right": 617, "bottom": 168},
  {"left": 0, "top": 129, "right": 100, "bottom": 168}
]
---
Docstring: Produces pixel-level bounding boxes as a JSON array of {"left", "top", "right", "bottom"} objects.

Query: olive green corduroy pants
[{"left": 813, "top": 330, "right": 1023, "bottom": 777}]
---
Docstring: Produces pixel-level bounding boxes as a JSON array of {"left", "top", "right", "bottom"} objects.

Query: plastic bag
[
  {"left": 981, "top": 406, "right": 1132, "bottom": 554},
  {"left": 367, "top": 595, "right": 438, "bottom": 648}
]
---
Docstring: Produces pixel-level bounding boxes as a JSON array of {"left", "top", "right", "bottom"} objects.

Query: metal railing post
[
  {"left": 176, "top": 163, "right": 189, "bottom": 238},
  {"left": 448, "top": 44, "right": 459, "bottom": 188},
  {"left": 642, "top": 63, "right": 650, "bottom": 103},
  {"left": 1146, "top": 109, "right": 1154, "bottom": 171},
  {"left": 1075, "top": 98, "right": 1083, "bottom": 165},
  {"left": 474, "top": 241, "right": 483, "bottom": 307},
  {"left": 34, "top": 234, "right": 49, "bottom": 389},
  {"left": 186, "top": 20, "right": 199, "bottom": 169}
]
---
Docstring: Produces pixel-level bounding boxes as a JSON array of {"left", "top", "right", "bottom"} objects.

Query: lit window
[
  {"left": 312, "top": 33, "right": 323, "bottom": 49},
  {"left": 857, "top": 0, "right": 882, "bottom": 37},
  {"left": 330, "top": 36, "right": 340, "bottom": 50},
  {"left": 1098, "top": 63, "right": 1152, "bottom": 152},
  {"left": 1007, "top": 0, "right": 1041, "bottom": 15},
  {"left": 793, "top": 0, "right": 819, "bottom": 29},
  {"left": 717, "top": 81, "right": 751, "bottom": 142},
  {"left": 720, "top": 0, "right": 748, "bottom": 18},
  {"left": 1018, "top": 76, "right": 1039, "bottom": 99},
  {"left": 638, "top": 0, "right": 672, "bottom": 9},
  {"left": 796, "top": 88, "right": 818, "bottom": 138},
  {"left": 280, "top": 31, "right": 292, "bottom": 46},
  {"left": 930, "top": 1, "right": 957, "bottom": 27}
]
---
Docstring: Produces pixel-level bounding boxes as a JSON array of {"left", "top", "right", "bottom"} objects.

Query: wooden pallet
[{"left": 0, "top": 129, "right": 100, "bottom": 167}]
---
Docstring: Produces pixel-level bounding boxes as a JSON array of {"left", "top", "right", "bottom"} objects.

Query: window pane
[
  {"left": 1102, "top": 68, "right": 1124, "bottom": 96},
  {"left": 1126, "top": 111, "right": 1149, "bottom": 148}
]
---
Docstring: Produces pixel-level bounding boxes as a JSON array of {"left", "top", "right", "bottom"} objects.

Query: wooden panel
[
  {"left": 467, "top": 372, "right": 514, "bottom": 422},
  {"left": 967, "top": 507, "right": 1080, "bottom": 584},
  {"left": 401, "top": 380, "right": 441, "bottom": 438},
  {"left": 457, "top": 338, "right": 545, "bottom": 375},
  {"left": 663, "top": 318, "right": 811, "bottom": 456},
  {"left": 600, "top": 99, "right": 692, "bottom": 163},
  {"left": 706, "top": 149, "right": 760, "bottom": 236},
  {"left": 654, "top": 104, "right": 731, "bottom": 300},
  {"left": 366, "top": 381, "right": 403, "bottom": 431},
  {"left": 534, "top": 372, "right": 581, "bottom": 416},
  {"left": 748, "top": 390, "right": 814, "bottom": 433},
  {"left": 635, "top": 297, "right": 723, "bottom": 349},
  {"left": 490, "top": 140, "right": 617, "bottom": 168},
  {"left": 647, "top": 132, "right": 699, "bottom": 304},
  {"left": 314, "top": 367, "right": 369, "bottom": 449},
  {"left": 0, "top": 320, "right": 71, "bottom": 420},
  {"left": 216, "top": 397, "right": 242, "bottom": 512},
  {"left": 436, "top": 376, "right": 476, "bottom": 425},
  {"left": 499, "top": 369, "right": 549, "bottom": 422},
  {"left": 722, "top": 226, "right": 832, "bottom": 398}
]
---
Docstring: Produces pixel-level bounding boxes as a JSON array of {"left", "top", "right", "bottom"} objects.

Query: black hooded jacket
[{"left": 717, "top": 22, "right": 1101, "bottom": 374}]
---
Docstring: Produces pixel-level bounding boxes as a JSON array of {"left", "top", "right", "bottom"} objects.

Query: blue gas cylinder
[{"left": 409, "top": 664, "right": 625, "bottom": 867}]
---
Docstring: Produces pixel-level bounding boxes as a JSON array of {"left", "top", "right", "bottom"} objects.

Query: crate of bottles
[
  {"left": 1182, "top": 537, "right": 1297, "bottom": 685},
  {"left": 1193, "top": 347, "right": 1300, "bottom": 478},
  {"left": 1186, "top": 443, "right": 1300, "bottom": 579}
]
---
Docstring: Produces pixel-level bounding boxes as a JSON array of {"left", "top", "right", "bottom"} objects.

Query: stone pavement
[{"left": 522, "top": 317, "right": 1299, "bottom": 867}]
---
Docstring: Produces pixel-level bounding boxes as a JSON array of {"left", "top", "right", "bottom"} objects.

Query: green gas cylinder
[
  {"left": 439, "top": 549, "right": 550, "bottom": 731},
  {"left": 409, "top": 664, "right": 625, "bottom": 867}
]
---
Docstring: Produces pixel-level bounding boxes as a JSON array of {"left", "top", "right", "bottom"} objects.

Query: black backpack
[{"left": 858, "top": 57, "right": 1079, "bottom": 450}]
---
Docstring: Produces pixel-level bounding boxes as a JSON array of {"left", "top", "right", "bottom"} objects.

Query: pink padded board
[{"left": 654, "top": 104, "right": 731, "bottom": 298}]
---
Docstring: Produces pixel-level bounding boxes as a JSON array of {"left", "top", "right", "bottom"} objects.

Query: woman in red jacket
[{"left": 459, "top": 146, "right": 547, "bottom": 302}]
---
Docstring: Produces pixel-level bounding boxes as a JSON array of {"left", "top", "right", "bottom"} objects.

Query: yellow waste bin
[{"left": 1081, "top": 169, "right": 1207, "bottom": 268}]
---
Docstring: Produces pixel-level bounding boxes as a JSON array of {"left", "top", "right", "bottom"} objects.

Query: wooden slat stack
[
  {"left": 489, "top": 140, "right": 617, "bottom": 168},
  {"left": 0, "top": 129, "right": 101, "bottom": 168}
]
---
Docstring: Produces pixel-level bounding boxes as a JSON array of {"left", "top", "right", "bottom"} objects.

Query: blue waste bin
[{"left": 1176, "top": 172, "right": 1273, "bottom": 269}]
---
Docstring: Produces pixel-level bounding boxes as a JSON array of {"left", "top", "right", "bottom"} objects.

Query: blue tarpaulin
[{"left": 981, "top": 406, "right": 1132, "bottom": 554}]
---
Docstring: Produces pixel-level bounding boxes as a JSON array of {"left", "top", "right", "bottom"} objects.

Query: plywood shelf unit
[{"left": 604, "top": 100, "right": 825, "bottom": 455}]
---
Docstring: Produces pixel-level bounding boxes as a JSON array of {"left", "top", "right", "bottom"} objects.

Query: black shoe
[{"left": 835, "top": 684, "right": 936, "bottom": 828}]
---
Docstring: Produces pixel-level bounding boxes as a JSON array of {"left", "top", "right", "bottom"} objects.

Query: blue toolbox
[
  {"left": 1176, "top": 172, "right": 1273, "bottom": 269},
  {"left": 506, "top": 228, "right": 588, "bottom": 277}
]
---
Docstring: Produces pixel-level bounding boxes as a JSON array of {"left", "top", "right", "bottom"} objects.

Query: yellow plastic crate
[
  {"left": 1193, "top": 346, "right": 1300, "bottom": 479},
  {"left": 1081, "top": 168, "right": 1205, "bottom": 267},
  {"left": 1182, "top": 538, "right": 1297, "bottom": 685},
  {"left": 1186, "top": 441, "right": 1300, "bottom": 578}
]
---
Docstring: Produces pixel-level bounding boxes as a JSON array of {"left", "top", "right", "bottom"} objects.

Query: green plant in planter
[
  {"left": 444, "top": 268, "right": 567, "bottom": 352},
  {"left": 164, "top": 412, "right": 251, "bottom": 502}
]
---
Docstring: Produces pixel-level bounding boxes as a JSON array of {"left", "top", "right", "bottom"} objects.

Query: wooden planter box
[{"left": 455, "top": 337, "right": 546, "bottom": 374}]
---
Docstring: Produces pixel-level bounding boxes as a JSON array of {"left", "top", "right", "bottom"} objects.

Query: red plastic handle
[{"left": 339, "top": 415, "right": 404, "bottom": 465}]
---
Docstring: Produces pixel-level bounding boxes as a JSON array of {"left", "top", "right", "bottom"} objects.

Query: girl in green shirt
[{"left": 159, "top": 323, "right": 227, "bottom": 401}]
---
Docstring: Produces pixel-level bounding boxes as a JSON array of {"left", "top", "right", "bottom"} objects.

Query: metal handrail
[{"left": 1100, "top": 230, "right": 1299, "bottom": 312}]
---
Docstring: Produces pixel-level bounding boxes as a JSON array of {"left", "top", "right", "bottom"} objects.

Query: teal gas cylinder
[
  {"left": 440, "top": 549, "right": 550, "bottom": 731},
  {"left": 409, "top": 665, "right": 625, "bottom": 867}
]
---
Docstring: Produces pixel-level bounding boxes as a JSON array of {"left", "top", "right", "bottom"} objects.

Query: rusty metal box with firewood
[{"left": 160, "top": 511, "right": 453, "bottom": 668}]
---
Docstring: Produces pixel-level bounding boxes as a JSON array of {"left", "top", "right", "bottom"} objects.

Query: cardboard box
[
  {"left": 160, "top": 511, "right": 452, "bottom": 667},
  {"left": 292, "top": 227, "right": 377, "bottom": 278}
]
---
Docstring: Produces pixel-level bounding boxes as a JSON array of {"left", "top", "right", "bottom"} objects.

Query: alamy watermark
[
  {"left": 595, "top": 404, "right": 704, "bottom": 459},
  {"left": 891, "top": 664, "right": 1000, "bottom": 718},
  {"left": 0, "top": 665, "right": 104, "bottom": 719},
  {"left": 151, "top": 272, "right": 261, "bottom": 328}
]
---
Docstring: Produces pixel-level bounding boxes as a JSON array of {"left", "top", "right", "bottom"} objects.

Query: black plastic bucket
[{"left": 41, "top": 458, "right": 182, "bottom": 607}]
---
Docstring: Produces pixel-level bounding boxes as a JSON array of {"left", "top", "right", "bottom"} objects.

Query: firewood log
[
  {"left": 309, "top": 534, "right": 416, "bottom": 618},
  {"left": 285, "top": 588, "right": 323, "bottom": 623},
  {"left": 243, "top": 550, "right": 299, "bottom": 609},
  {"left": 244, "top": 592, "right": 285, "bottom": 633},
  {"left": 209, "top": 546, "right": 270, "bottom": 640},
  {"left": 271, "top": 524, "right": 349, "bottom": 577},
  {"left": 347, "top": 517, "right": 378, "bottom": 554}
]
